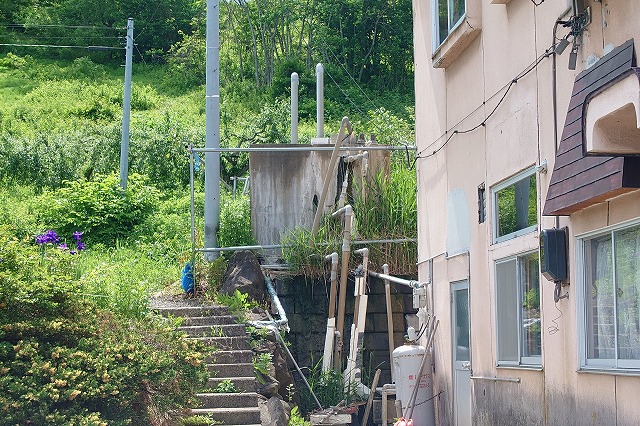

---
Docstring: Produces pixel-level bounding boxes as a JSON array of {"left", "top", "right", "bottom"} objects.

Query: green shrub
[
  {"left": 218, "top": 193, "right": 256, "bottom": 248},
  {"left": 0, "top": 227, "right": 210, "bottom": 425},
  {"left": 36, "top": 173, "right": 159, "bottom": 246}
]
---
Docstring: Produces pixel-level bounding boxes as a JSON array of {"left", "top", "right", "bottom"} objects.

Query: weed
[{"left": 212, "top": 379, "right": 239, "bottom": 393}]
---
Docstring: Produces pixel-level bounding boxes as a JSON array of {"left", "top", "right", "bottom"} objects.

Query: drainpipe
[
  {"left": 322, "top": 252, "right": 339, "bottom": 372},
  {"left": 382, "top": 263, "right": 395, "bottom": 382},
  {"left": 291, "top": 72, "right": 298, "bottom": 143},
  {"left": 332, "top": 204, "right": 353, "bottom": 369},
  {"left": 346, "top": 247, "right": 369, "bottom": 396},
  {"left": 552, "top": 7, "right": 572, "bottom": 232},
  {"left": 338, "top": 169, "right": 349, "bottom": 210}
]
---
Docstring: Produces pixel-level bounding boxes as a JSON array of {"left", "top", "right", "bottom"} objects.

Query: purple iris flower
[
  {"left": 76, "top": 242, "right": 86, "bottom": 251},
  {"left": 73, "top": 231, "right": 83, "bottom": 242},
  {"left": 58, "top": 243, "right": 68, "bottom": 250},
  {"left": 35, "top": 230, "right": 60, "bottom": 245}
]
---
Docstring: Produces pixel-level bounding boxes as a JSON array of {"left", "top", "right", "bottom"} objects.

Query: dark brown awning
[{"left": 543, "top": 39, "right": 640, "bottom": 216}]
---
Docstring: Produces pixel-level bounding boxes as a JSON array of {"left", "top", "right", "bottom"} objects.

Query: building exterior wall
[{"left": 413, "top": 0, "right": 640, "bottom": 425}]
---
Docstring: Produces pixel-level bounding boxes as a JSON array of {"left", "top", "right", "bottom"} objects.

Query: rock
[
  {"left": 221, "top": 250, "right": 266, "bottom": 302},
  {"left": 260, "top": 396, "right": 291, "bottom": 426}
]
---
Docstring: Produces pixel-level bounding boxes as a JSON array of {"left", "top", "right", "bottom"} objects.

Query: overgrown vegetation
[{"left": 0, "top": 226, "right": 210, "bottom": 425}]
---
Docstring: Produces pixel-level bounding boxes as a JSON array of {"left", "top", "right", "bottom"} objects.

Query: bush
[
  {"left": 217, "top": 193, "right": 256, "bottom": 248},
  {"left": 0, "top": 227, "right": 210, "bottom": 425},
  {"left": 36, "top": 173, "right": 159, "bottom": 246}
]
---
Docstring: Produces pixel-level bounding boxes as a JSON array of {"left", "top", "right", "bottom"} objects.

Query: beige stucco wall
[{"left": 414, "top": 0, "right": 640, "bottom": 424}]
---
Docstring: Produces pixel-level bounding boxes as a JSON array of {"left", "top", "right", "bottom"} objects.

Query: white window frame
[
  {"left": 432, "top": 0, "right": 467, "bottom": 51},
  {"left": 495, "top": 251, "right": 542, "bottom": 368},
  {"left": 491, "top": 166, "right": 538, "bottom": 244},
  {"left": 577, "top": 219, "right": 640, "bottom": 373}
]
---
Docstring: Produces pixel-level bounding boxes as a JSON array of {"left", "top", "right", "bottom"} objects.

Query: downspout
[
  {"left": 291, "top": 72, "right": 299, "bottom": 143},
  {"left": 332, "top": 204, "right": 353, "bottom": 369},
  {"left": 322, "top": 252, "right": 339, "bottom": 372}
]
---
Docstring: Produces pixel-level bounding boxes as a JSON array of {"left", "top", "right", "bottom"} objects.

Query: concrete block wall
[{"left": 275, "top": 274, "right": 416, "bottom": 386}]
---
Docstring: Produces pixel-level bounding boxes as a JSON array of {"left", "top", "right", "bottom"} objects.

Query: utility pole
[
  {"left": 204, "top": 0, "right": 221, "bottom": 259},
  {"left": 119, "top": 18, "right": 133, "bottom": 189}
]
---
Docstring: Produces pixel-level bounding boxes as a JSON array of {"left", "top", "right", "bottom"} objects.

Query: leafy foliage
[
  {"left": 218, "top": 193, "right": 256, "bottom": 249},
  {"left": 0, "top": 227, "right": 210, "bottom": 425},
  {"left": 36, "top": 173, "right": 159, "bottom": 246}
]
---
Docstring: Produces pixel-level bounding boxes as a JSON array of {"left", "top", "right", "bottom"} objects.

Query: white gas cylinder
[{"left": 392, "top": 343, "right": 435, "bottom": 426}]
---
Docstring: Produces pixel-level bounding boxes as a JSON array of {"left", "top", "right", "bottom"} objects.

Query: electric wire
[
  {"left": 4, "top": 23, "right": 122, "bottom": 30},
  {"left": 547, "top": 300, "right": 563, "bottom": 335},
  {"left": 412, "top": 43, "right": 557, "bottom": 168},
  {"left": 0, "top": 43, "right": 124, "bottom": 50}
]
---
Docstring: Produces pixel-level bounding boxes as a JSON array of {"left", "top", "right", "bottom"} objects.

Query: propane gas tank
[{"left": 392, "top": 343, "right": 435, "bottom": 426}]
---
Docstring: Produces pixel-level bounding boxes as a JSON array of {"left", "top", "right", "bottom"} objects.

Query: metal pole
[
  {"left": 190, "top": 145, "right": 196, "bottom": 272},
  {"left": 316, "top": 63, "right": 324, "bottom": 137},
  {"left": 204, "top": 0, "right": 221, "bottom": 260},
  {"left": 119, "top": 18, "right": 133, "bottom": 189},
  {"left": 291, "top": 72, "right": 299, "bottom": 143},
  {"left": 382, "top": 263, "right": 396, "bottom": 382}
]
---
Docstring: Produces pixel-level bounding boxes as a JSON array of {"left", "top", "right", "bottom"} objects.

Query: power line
[
  {"left": 4, "top": 23, "right": 122, "bottom": 30},
  {"left": 0, "top": 43, "right": 124, "bottom": 50},
  {"left": 411, "top": 43, "right": 556, "bottom": 168}
]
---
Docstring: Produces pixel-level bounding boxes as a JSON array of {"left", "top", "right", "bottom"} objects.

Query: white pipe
[
  {"left": 204, "top": 0, "right": 221, "bottom": 260},
  {"left": 338, "top": 169, "right": 349, "bottom": 210},
  {"left": 316, "top": 63, "right": 324, "bottom": 137},
  {"left": 291, "top": 72, "right": 299, "bottom": 143},
  {"left": 333, "top": 204, "right": 352, "bottom": 369},
  {"left": 470, "top": 376, "right": 521, "bottom": 383},
  {"left": 119, "top": 18, "right": 133, "bottom": 189},
  {"left": 368, "top": 270, "right": 424, "bottom": 288},
  {"left": 194, "top": 237, "right": 417, "bottom": 253},
  {"left": 325, "top": 252, "right": 339, "bottom": 319}
]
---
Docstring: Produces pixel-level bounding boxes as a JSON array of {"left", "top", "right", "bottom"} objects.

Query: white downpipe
[
  {"left": 338, "top": 169, "right": 349, "bottom": 210},
  {"left": 382, "top": 263, "right": 395, "bottom": 382},
  {"left": 332, "top": 204, "right": 352, "bottom": 369},
  {"left": 204, "top": 0, "right": 221, "bottom": 260},
  {"left": 322, "top": 252, "right": 339, "bottom": 372},
  {"left": 347, "top": 247, "right": 369, "bottom": 397},
  {"left": 316, "top": 63, "right": 324, "bottom": 137},
  {"left": 291, "top": 72, "right": 299, "bottom": 143}
]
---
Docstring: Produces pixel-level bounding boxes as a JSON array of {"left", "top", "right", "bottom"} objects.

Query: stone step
[
  {"left": 181, "top": 315, "right": 237, "bottom": 326},
  {"left": 190, "top": 407, "right": 261, "bottom": 425},
  {"left": 207, "top": 377, "right": 256, "bottom": 393},
  {"left": 191, "top": 336, "right": 251, "bottom": 351},
  {"left": 209, "top": 350, "right": 254, "bottom": 364},
  {"left": 179, "top": 324, "right": 247, "bottom": 337},
  {"left": 209, "top": 363, "right": 255, "bottom": 378},
  {"left": 153, "top": 305, "right": 231, "bottom": 318},
  {"left": 195, "top": 391, "right": 259, "bottom": 408}
]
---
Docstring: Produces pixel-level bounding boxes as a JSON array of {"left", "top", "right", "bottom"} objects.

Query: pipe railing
[{"left": 189, "top": 145, "right": 415, "bottom": 153}]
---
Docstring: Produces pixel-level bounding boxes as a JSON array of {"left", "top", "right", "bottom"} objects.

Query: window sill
[
  {"left": 496, "top": 364, "right": 543, "bottom": 371},
  {"left": 432, "top": 4, "right": 481, "bottom": 68},
  {"left": 578, "top": 367, "right": 640, "bottom": 377}
]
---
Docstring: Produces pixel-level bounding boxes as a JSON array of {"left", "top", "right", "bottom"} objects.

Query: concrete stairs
[{"left": 154, "top": 305, "right": 261, "bottom": 426}]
